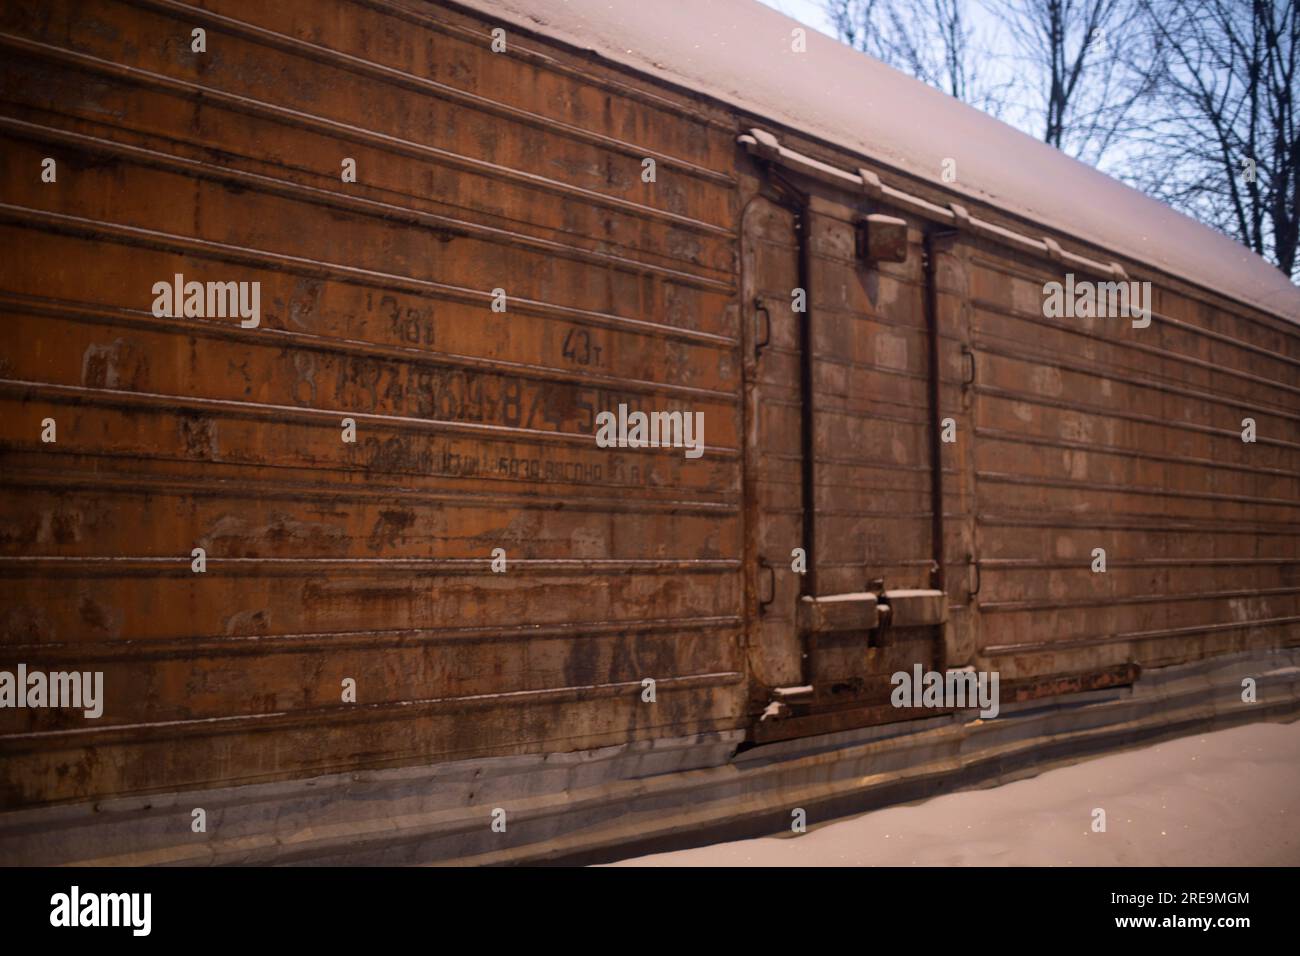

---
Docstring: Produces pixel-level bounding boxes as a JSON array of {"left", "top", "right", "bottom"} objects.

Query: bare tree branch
[{"left": 1130, "top": 0, "right": 1298, "bottom": 278}]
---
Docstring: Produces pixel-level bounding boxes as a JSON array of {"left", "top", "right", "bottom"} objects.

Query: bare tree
[
  {"left": 825, "top": 0, "right": 1009, "bottom": 113},
  {"left": 994, "top": 0, "right": 1157, "bottom": 164},
  {"left": 826, "top": 0, "right": 1153, "bottom": 164},
  {"left": 1131, "top": 0, "right": 1298, "bottom": 279},
  {"left": 823, "top": 0, "right": 1298, "bottom": 279}
]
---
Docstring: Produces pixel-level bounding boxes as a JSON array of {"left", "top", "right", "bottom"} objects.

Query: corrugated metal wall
[
  {"left": 966, "top": 248, "right": 1300, "bottom": 683},
  {"left": 0, "top": 0, "right": 746, "bottom": 807},
  {"left": 2, "top": 0, "right": 1296, "bottom": 816}
]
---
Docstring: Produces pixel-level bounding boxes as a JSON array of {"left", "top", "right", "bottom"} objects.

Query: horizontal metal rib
[
  {"left": 8, "top": 615, "right": 746, "bottom": 660},
  {"left": 0, "top": 202, "right": 738, "bottom": 347},
  {"left": 983, "top": 615, "right": 1300, "bottom": 655},
  {"left": 975, "top": 426, "right": 1300, "bottom": 480},
  {"left": 976, "top": 384, "right": 1300, "bottom": 452},
  {"left": 980, "top": 586, "right": 1300, "bottom": 614},
  {"left": 0, "top": 291, "right": 739, "bottom": 401},
  {"left": 0, "top": 671, "right": 746, "bottom": 752},
  {"left": 126, "top": 0, "right": 737, "bottom": 185},
  {"left": 0, "top": 116, "right": 734, "bottom": 292},
  {"left": 0, "top": 467, "right": 739, "bottom": 516},
  {"left": 977, "top": 470, "right": 1300, "bottom": 510},
  {"left": 0, "top": 378, "right": 742, "bottom": 457},
  {"left": 0, "top": 31, "right": 734, "bottom": 237}
]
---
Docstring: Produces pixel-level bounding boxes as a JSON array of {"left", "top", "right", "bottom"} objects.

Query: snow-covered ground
[{"left": 611, "top": 720, "right": 1300, "bottom": 866}]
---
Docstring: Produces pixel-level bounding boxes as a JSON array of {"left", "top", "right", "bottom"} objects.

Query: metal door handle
[
  {"left": 961, "top": 345, "right": 976, "bottom": 387},
  {"left": 754, "top": 297, "right": 772, "bottom": 361},
  {"left": 758, "top": 558, "right": 776, "bottom": 614}
]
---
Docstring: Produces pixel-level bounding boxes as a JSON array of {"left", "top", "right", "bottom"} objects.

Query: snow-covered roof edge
[{"left": 451, "top": 0, "right": 1300, "bottom": 326}]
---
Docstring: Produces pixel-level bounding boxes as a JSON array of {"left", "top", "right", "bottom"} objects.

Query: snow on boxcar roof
[{"left": 456, "top": 0, "right": 1300, "bottom": 324}]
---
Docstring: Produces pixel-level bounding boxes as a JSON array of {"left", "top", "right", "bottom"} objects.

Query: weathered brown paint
[{"left": 0, "top": 0, "right": 1296, "bottom": 811}]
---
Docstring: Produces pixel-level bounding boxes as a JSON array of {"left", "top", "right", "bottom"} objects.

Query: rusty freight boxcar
[{"left": 1, "top": 0, "right": 1298, "bottom": 864}]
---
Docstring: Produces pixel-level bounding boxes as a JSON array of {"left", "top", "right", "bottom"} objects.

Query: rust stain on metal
[{"left": 0, "top": 0, "right": 1295, "bottom": 813}]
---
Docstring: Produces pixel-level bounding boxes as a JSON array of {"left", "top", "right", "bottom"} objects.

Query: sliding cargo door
[{"left": 741, "top": 179, "right": 956, "bottom": 740}]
